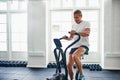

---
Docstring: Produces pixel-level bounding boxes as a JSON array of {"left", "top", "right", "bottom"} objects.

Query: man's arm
[
  {"left": 68, "top": 28, "right": 90, "bottom": 38},
  {"left": 62, "top": 27, "right": 90, "bottom": 40},
  {"left": 79, "top": 28, "right": 90, "bottom": 37}
]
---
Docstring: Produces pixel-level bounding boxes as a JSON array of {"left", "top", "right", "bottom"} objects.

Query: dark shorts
[{"left": 69, "top": 45, "right": 89, "bottom": 55}]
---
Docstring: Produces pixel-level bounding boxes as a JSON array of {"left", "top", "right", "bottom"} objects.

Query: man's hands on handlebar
[
  {"left": 62, "top": 30, "right": 77, "bottom": 40},
  {"left": 70, "top": 30, "right": 76, "bottom": 35},
  {"left": 62, "top": 35, "right": 68, "bottom": 39}
]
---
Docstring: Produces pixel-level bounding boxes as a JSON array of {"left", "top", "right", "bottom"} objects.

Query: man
[{"left": 62, "top": 10, "right": 90, "bottom": 80}]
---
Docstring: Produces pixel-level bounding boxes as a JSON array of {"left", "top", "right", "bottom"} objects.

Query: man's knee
[
  {"left": 72, "top": 54, "right": 79, "bottom": 61},
  {"left": 73, "top": 48, "right": 85, "bottom": 59},
  {"left": 72, "top": 53, "right": 83, "bottom": 61}
]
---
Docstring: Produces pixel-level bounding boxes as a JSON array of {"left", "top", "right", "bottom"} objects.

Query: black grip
[
  {"left": 68, "top": 31, "right": 79, "bottom": 35},
  {"left": 59, "top": 36, "right": 68, "bottom": 40}
]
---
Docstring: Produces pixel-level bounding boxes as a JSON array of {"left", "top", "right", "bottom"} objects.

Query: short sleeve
[
  {"left": 71, "top": 24, "right": 76, "bottom": 30},
  {"left": 85, "top": 21, "right": 90, "bottom": 28}
]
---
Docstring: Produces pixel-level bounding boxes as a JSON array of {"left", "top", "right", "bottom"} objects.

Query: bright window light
[
  {"left": 0, "top": 24, "right": 6, "bottom": 32},
  {"left": 62, "top": 0, "right": 73, "bottom": 8},
  {"left": 0, "top": 1, "right": 7, "bottom": 10},
  {"left": 10, "top": 1, "right": 19, "bottom": 10},
  {"left": 11, "top": 13, "right": 27, "bottom": 51},
  {"left": 50, "top": 0, "right": 61, "bottom": 9},
  {"left": 75, "top": 0, "right": 86, "bottom": 7},
  {"left": 0, "top": 14, "right": 7, "bottom": 51},
  {"left": 50, "top": 0, "right": 100, "bottom": 53},
  {"left": 88, "top": 0, "right": 99, "bottom": 7},
  {"left": 0, "top": 14, "right": 6, "bottom": 23}
]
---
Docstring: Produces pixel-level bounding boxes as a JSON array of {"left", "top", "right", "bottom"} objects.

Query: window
[
  {"left": 62, "top": 0, "right": 73, "bottom": 8},
  {"left": 11, "top": 13, "right": 27, "bottom": 51},
  {"left": 50, "top": 0, "right": 100, "bottom": 9},
  {"left": 51, "top": 11, "right": 72, "bottom": 49},
  {"left": 0, "top": 1, "right": 7, "bottom": 10},
  {"left": 75, "top": 0, "right": 100, "bottom": 7},
  {"left": 75, "top": 0, "right": 86, "bottom": 7},
  {"left": 88, "top": 0, "right": 99, "bottom": 7},
  {"left": 10, "top": 0, "right": 27, "bottom": 10},
  {"left": 49, "top": 0, "right": 101, "bottom": 53},
  {"left": 0, "top": 0, "right": 27, "bottom": 54},
  {"left": 0, "top": 14, "right": 7, "bottom": 51},
  {"left": 50, "top": 0, "right": 61, "bottom": 8}
]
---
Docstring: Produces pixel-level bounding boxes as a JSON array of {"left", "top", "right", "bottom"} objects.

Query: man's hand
[
  {"left": 70, "top": 30, "right": 76, "bottom": 35},
  {"left": 62, "top": 30, "right": 76, "bottom": 40},
  {"left": 62, "top": 35, "right": 68, "bottom": 39}
]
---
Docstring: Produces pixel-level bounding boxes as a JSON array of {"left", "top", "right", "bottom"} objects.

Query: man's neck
[{"left": 77, "top": 20, "right": 83, "bottom": 24}]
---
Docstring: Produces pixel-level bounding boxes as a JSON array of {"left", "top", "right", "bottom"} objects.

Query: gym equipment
[
  {"left": 47, "top": 63, "right": 53, "bottom": 68},
  {"left": 47, "top": 63, "right": 102, "bottom": 71},
  {"left": 0, "top": 61, "right": 27, "bottom": 67},
  {"left": 82, "top": 64, "right": 102, "bottom": 71},
  {"left": 47, "top": 63, "right": 57, "bottom": 68},
  {"left": 89, "top": 64, "right": 102, "bottom": 71},
  {"left": 46, "top": 32, "right": 81, "bottom": 80}
]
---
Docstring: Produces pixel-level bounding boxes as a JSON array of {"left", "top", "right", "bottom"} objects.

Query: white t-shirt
[{"left": 72, "top": 21, "right": 90, "bottom": 48}]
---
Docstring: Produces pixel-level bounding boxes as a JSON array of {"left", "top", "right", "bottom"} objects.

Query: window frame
[
  {"left": 0, "top": 0, "right": 27, "bottom": 60},
  {"left": 0, "top": 13, "right": 7, "bottom": 51}
]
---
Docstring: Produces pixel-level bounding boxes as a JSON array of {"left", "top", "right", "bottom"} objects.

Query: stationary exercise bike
[{"left": 47, "top": 33, "right": 81, "bottom": 80}]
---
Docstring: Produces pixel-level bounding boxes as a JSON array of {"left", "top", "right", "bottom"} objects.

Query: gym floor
[{"left": 0, "top": 67, "right": 120, "bottom": 80}]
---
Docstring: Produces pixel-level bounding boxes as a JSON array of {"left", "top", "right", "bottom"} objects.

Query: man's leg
[
  {"left": 72, "top": 47, "right": 86, "bottom": 75},
  {"left": 67, "top": 54, "right": 74, "bottom": 80}
]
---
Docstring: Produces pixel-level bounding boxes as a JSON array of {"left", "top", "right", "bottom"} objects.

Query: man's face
[{"left": 74, "top": 13, "right": 82, "bottom": 24}]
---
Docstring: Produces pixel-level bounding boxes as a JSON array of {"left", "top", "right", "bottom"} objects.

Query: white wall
[
  {"left": 104, "top": 0, "right": 120, "bottom": 69},
  {"left": 0, "top": 52, "right": 9, "bottom": 60},
  {"left": 27, "top": 0, "right": 49, "bottom": 68}
]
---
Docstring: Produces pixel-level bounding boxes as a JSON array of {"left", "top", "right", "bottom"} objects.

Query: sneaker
[{"left": 78, "top": 74, "right": 85, "bottom": 80}]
